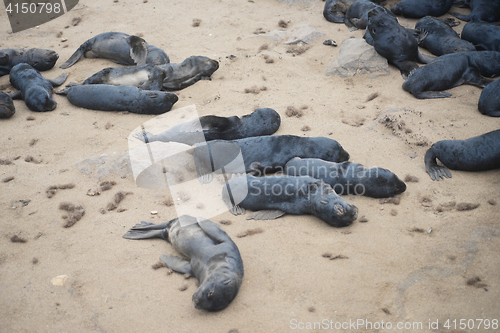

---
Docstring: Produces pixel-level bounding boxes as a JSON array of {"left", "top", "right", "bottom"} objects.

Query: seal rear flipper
[
  {"left": 127, "top": 36, "right": 148, "bottom": 66},
  {"left": 197, "top": 218, "right": 233, "bottom": 244},
  {"left": 195, "top": 155, "right": 214, "bottom": 184},
  {"left": 48, "top": 73, "right": 68, "bottom": 87},
  {"left": 246, "top": 210, "right": 286, "bottom": 220},
  {"left": 122, "top": 221, "right": 169, "bottom": 240},
  {"left": 412, "top": 91, "right": 453, "bottom": 99},
  {"left": 229, "top": 205, "right": 245, "bottom": 216},
  {"left": 416, "top": 51, "right": 436, "bottom": 64},
  {"left": 448, "top": 12, "right": 470, "bottom": 22},
  {"left": 159, "top": 254, "right": 193, "bottom": 275},
  {"left": 60, "top": 45, "right": 87, "bottom": 69},
  {"left": 8, "top": 91, "right": 23, "bottom": 100},
  {"left": 424, "top": 148, "right": 452, "bottom": 181}
]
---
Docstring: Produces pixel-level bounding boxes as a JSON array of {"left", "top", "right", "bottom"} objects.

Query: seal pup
[
  {"left": 478, "top": 79, "right": 500, "bottom": 117},
  {"left": 136, "top": 108, "right": 281, "bottom": 145},
  {"left": 193, "top": 135, "right": 350, "bottom": 183},
  {"left": 162, "top": 56, "right": 219, "bottom": 91},
  {"left": 123, "top": 215, "right": 244, "bottom": 312},
  {"left": 344, "top": 0, "right": 395, "bottom": 31},
  {"left": 284, "top": 157, "right": 406, "bottom": 198},
  {"left": 324, "top": 0, "right": 358, "bottom": 23},
  {"left": 0, "top": 91, "right": 15, "bottom": 118},
  {"left": 367, "top": 7, "right": 435, "bottom": 78},
  {"left": 449, "top": 0, "right": 500, "bottom": 23},
  {"left": 461, "top": 21, "right": 500, "bottom": 52},
  {"left": 222, "top": 174, "right": 358, "bottom": 227},
  {"left": 425, "top": 129, "right": 500, "bottom": 180},
  {"left": 9, "top": 63, "right": 67, "bottom": 112},
  {"left": 0, "top": 48, "right": 59, "bottom": 76},
  {"left": 55, "top": 84, "right": 178, "bottom": 114},
  {"left": 402, "top": 51, "right": 500, "bottom": 99},
  {"left": 60, "top": 32, "right": 169, "bottom": 69},
  {"left": 415, "top": 17, "right": 476, "bottom": 56},
  {"left": 390, "top": 0, "right": 455, "bottom": 18}
]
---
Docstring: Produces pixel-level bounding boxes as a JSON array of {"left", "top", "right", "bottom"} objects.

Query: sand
[{"left": 1, "top": 0, "right": 499, "bottom": 332}]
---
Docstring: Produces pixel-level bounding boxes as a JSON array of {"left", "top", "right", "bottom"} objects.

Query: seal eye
[
  {"left": 320, "top": 200, "right": 329, "bottom": 205},
  {"left": 371, "top": 28, "right": 376, "bottom": 35}
]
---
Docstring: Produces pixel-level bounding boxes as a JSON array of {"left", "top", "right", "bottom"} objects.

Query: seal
[
  {"left": 222, "top": 174, "right": 358, "bottom": 227},
  {"left": 402, "top": 51, "right": 500, "bottom": 99},
  {"left": 65, "top": 56, "right": 219, "bottom": 91},
  {"left": 324, "top": 0, "right": 357, "bottom": 23},
  {"left": 193, "top": 135, "right": 350, "bottom": 183},
  {"left": 284, "top": 157, "right": 407, "bottom": 198},
  {"left": 449, "top": 0, "right": 500, "bottom": 23},
  {"left": 424, "top": 129, "right": 500, "bottom": 180},
  {"left": 390, "top": 0, "right": 455, "bottom": 18},
  {"left": 9, "top": 63, "right": 67, "bottom": 112},
  {"left": 162, "top": 56, "right": 219, "bottom": 91},
  {"left": 478, "top": 78, "right": 500, "bottom": 117},
  {"left": 367, "top": 7, "right": 435, "bottom": 78},
  {"left": 461, "top": 21, "right": 500, "bottom": 52},
  {"left": 55, "top": 84, "right": 178, "bottom": 114},
  {"left": 0, "top": 91, "right": 15, "bottom": 118},
  {"left": 0, "top": 48, "right": 58, "bottom": 76},
  {"left": 344, "top": 0, "right": 395, "bottom": 31},
  {"left": 415, "top": 17, "right": 476, "bottom": 56},
  {"left": 59, "top": 32, "right": 169, "bottom": 69},
  {"left": 137, "top": 108, "right": 281, "bottom": 145},
  {"left": 123, "top": 215, "right": 244, "bottom": 312}
]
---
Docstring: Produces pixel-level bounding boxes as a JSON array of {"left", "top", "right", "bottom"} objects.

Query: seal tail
[
  {"left": 60, "top": 44, "right": 88, "bottom": 69},
  {"left": 122, "top": 221, "right": 169, "bottom": 240}
]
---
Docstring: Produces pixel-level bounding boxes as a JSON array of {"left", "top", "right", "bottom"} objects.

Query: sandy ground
[{"left": 1, "top": 0, "right": 499, "bottom": 332}]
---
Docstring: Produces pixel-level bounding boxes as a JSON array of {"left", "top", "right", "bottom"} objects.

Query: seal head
[{"left": 309, "top": 182, "right": 358, "bottom": 227}]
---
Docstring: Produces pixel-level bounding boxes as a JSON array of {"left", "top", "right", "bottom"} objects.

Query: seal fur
[{"left": 0, "top": 48, "right": 58, "bottom": 76}]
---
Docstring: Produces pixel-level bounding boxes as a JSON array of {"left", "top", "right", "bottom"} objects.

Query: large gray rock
[{"left": 325, "top": 38, "right": 389, "bottom": 78}]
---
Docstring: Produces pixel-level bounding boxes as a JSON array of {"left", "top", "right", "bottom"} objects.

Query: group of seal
[
  {"left": 425, "top": 129, "right": 500, "bottom": 180},
  {"left": 136, "top": 108, "right": 281, "bottom": 145},
  {"left": 123, "top": 215, "right": 244, "bottom": 312}
]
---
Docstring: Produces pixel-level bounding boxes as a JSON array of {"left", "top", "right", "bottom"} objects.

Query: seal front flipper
[
  {"left": 160, "top": 254, "right": 193, "bottom": 275},
  {"left": 48, "top": 73, "right": 68, "bottom": 87},
  {"left": 246, "top": 210, "right": 286, "bottom": 220},
  {"left": 424, "top": 148, "right": 452, "bottom": 181},
  {"left": 126, "top": 36, "right": 148, "bottom": 66},
  {"left": 122, "top": 221, "right": 169, "bottom": 240},
  {"left": 197, "top": 219, "right": 232, "bottom": 244}
]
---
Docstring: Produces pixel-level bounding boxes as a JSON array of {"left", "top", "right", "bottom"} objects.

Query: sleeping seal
[
  {"left": 0, "top": 91, "right": 15, "bottom": 118},
  {"left": 284, "top": 157, "right": 406, "bottom": 198},
  {"left": 193, "top": 135, "right": 350, "bottom": 182},
  {"left": 415, "top": 17, "right": 476, "bottom": 56},
  {"left": 461, "top": 21, "right": 500, "bottom": 52},
  {"left": 424, "top": 129, "right": 500, "bottom": 180},
  {"left": 390, "top": 0, "right": 455, "bottom": 18},
  {"left": 449, "top": 0, "right": 500, "bottom": 23},
  {"left": 65, "top": 56, "right": 219, "bottom": 91},
  {"left": 123, "top": 215, "right": 243, "bottom": 312},
  {"left": 56, "top": 84, "right": 178, "bottom": 114},
  {"left": 344, "top": 0, "right": 395, "bottom": 31},
  {"left": 136, "top": 108, "right": 281, "bottom": 145},
  {"left": 0, "top": 48, "right": 59, "bottom": 76},
  {"left": 478, "top": 79, "right": 500, "bottom": 117},
  {"left": 367, "top": 7, "right": 435, "bottom": 78},
  {"left": 60, "top": 32, "right": 169, "bottom": 69},
  {"left": 222, "top": 174, "right": 358, "bottom": 227},
  {"left": 9, "top": 63, "right": 67, "bottom": 112},
  {"left": 402, "top": 51, "right": 500, "bottom": 99}
]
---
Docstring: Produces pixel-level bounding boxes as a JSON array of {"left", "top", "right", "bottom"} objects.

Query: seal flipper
[
  {"left": 9, "top": 91, "right": 23, "bottom": 100},
  {"left": 48, "top": 73, "right": 68, "bottom": 87},
  {"left": 122, "top": 221, "right": 169, "bottom": 240},
  {"left": 246, "top": 210, "right": 286, "bottom": 220},
  {"left": 448, "top": 12, "right": 471, "bottom": 22},
  {"left": 159, "top": 254, "right": 193, "bottom": 275},
  {"left": 424, "top": 147, "right": 452, "bottom": 181},
  {"left": 60, "top": 43, "right": 89, "bottom": 69},
  {"left": 127, "top": 36, "right": 148, "bottom": 66},
  {"left": 416, "top": 51, "right": 436, "bottom": 64},
  {"left": 194, "top": 154, "right": 214, "bottom": 184},
  {"left": 197, "top": 219, "right": 232, "bottom": 244}
]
